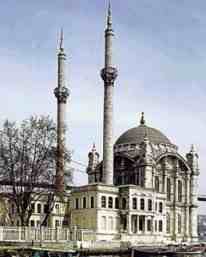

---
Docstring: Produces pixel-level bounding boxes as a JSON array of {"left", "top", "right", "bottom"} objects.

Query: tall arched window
[
  {"left": 166, "top": 213, "right": 170, "bottom": 233},
  {"left": 155, "top": 176, "right": 160, "bottom": 192},
  {"left": 159, "top": 202, "right": 163, "bottom": 213},
  {"left": 101, "top": 196, "right": 106, "bottom": 208},
  {"left": 167, "top": 178, "right": 171, "bottom": 201},
  {"left": 178, "top": 214, "right": 181, "bottom": 234},
  {"left": 90, "top": 197, "right": 94, "bottom": 208},
  {"left": 140, "top": 199, "right": 145, "bottom": 210},
  {"left": 83, "top": 197, "right": 87, "bottom": 208},
  {"left": 148, "top": 199, "right": 152, "bottom": 211},
  {"left": 115, "top": 198, "right": 119, "bottom": 209},
  {"left": 122, "top": 198, "right": 127, "bottom": 209},
  {"left": 108, "top": 197, "right": 113, "bottom": 208},
  {"left": 75, "top": 199, "right": 79, "bottom": 209},
  {"left": 178, "top": 180, "right": 182, "bottom": 202},
  {"left": 37, "top": 203, "right": 42, "bottom": 213},
  {"left": 132, "top": 198, "right": 137, "bottom": 209},
  {"left": 159, "top": 220, "right": 163, "bottom": 232}
]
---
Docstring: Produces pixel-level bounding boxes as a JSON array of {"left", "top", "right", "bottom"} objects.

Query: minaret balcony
[
  {"left": 101, "top": 67, "right": 118, "bottom": 84},
  {"left": 54, "top": 87, "right": 70, "bottom": 103}
]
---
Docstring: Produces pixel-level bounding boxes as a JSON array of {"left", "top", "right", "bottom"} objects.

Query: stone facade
[{"left": 81, "top": 122, "right": 199, "bottom": 244}]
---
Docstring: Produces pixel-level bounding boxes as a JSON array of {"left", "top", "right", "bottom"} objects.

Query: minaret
[
  {"left": 186, "top": 144, "right": 199, "bottom": 241},
  {"left": 87, "top": 143, "right": 100, "bottom": 184},
  {"left": 101, "top": 2, "right": 118, "bottom": 185},
  {"left": 54, "top": 29, "right": 70, "bottom": 192}
]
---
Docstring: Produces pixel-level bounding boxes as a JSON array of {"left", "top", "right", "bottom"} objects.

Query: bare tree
[{"left": 0, "top": 116, "right": 72, "bottom": 226}]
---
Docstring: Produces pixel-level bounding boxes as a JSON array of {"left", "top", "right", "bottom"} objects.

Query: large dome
[{"left": 115, "top": 113, "right": 172, "bottom": 146}]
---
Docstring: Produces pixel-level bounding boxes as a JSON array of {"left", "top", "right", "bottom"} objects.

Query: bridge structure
[{"left": 198, "top": 195, "right": 206, "bottom": 202}]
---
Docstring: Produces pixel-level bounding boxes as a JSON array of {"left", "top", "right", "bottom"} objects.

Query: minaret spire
[
  {"left": 107, "top": 1, "right": 112, "bottom": 29},
  {"left": 54, "top": 30, "right": 70, "bottom": 192},
  {"left": 59, "top": 28, "right": 64, "bottom": 51},
  {"left": 101, "top": 2, "right": 118, "bottom": 185}
]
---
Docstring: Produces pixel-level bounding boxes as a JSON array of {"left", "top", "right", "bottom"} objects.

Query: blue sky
[{"left": 0, "top": 1, "right": 206, "bottom": 211}]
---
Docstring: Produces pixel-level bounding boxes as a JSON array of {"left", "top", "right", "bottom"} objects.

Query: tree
[{"left": 0, "top": 116, "right": 72, "bottom": 226}]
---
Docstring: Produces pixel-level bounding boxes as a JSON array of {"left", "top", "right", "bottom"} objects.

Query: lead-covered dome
[{"left": 115, "top": 113, "right": 172, "bottom": 146}]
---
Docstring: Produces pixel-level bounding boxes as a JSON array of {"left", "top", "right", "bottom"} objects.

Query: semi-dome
[{"left": 115, "top": 113, "right": 172, "bottom": 146}]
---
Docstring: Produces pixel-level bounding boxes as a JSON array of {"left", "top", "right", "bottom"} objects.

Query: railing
[
  {"left": 81, "top": 240, "right": 121, "bottom": 249},
  {"left": 0, "top": 226, "right": 70, "bottom": 242},
  {"left": 0, "top": 226, "right": 96, "bottom": 243}
]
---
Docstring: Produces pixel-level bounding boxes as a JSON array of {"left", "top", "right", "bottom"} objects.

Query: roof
[{"left": 115, "top": 124, "right": 172, "bottom": 146}]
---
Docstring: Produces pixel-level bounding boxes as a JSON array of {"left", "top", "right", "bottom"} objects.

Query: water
[{"left": 142, "top": 254, "right": 206, "bottom": 257}]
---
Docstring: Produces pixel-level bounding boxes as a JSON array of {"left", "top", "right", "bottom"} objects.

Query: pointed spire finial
[
  {"left": 107, "top": 1, "right": 112, "bottom": 29},
  {"left": 59, "top": 28, "right": 64, "bottom": 51},
  {"left": 191, "top": 144, "right": 195, "bottom": 153},
  {"left": 140, "top": 112, "right": 146, "bottom": 125},
  {"left": 92, "top": 142, "right": 96, "bottom": 151}
]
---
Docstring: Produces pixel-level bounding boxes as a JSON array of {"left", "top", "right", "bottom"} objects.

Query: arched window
[
  {"left": 115, "top": 198, "right": 119, "bottom": 209},
  {"left": 178, "top": 180, "right": 182, "bottom": 202},
  {"left": 167, "top": 178, "right": 171, "bottom": 201},
  {"left": 148, "top": 199, "right": 152, "bottom": 211},
  {"left": 132, "top": 198, "right": 137, "bottom": 209},
  {"left": 159, "top": 220, "right": 163, "bottom": 232},
  {"left": 159, "top": 202, "right": 163, "bottom": 213},
  {"left": 155, "top": 176, "right": 160, "bottom": 192},
  {"left": 83, "top": 197, "right": 87, "bottom": 208},
  {"left": 37, "top": 203, "right": 42, "bottom": 213},
  {"left": 75, "top": 199, "right": 79, "bottom": 209},
  {"left": 122, "top": 198, "right": 127, "bottom": 209},
  {"left": 166, "top": 213, "right": 170, "bottom": 233},
  {"left": 178, "top": 214, "right": 181, "bottom": 234},
  {"left": 147, "top": 219, "right": 152, "bottom": 231},
  {"left": 155, "top": 220, "right": 157, "bottom": 232},
  {"left": 101, "top": 196, "right": 106, "bottom": 208},
  {"left": 108, "top": 197, "right": 113, "bottom": 208},
  {"left": 139, "top": 216, "right": 144, "bottom": 231},
  {"left": 90, "top": 196, "right": 94, "bottom": 208},
  {"left": 140, "top": 199, "right": 145, "bottom": 210}
]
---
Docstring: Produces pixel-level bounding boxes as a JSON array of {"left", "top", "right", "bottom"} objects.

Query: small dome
[{"left": 115, "top": 124, "right": 172, "bottom": 146}]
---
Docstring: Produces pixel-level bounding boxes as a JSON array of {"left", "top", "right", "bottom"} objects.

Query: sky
[{"left": 0, "top": 0, "right": 206, "bottom": 212}]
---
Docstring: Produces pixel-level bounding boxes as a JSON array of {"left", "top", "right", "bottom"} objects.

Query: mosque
[
  {"left": 66, "top": 4, "right": 200, "bottom": 244},
  {"left": 4, "top": 4, "right": 199, "bottom": 245}
]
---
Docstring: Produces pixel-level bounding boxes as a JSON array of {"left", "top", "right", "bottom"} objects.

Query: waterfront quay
[
  {"left": 0, "top": 240, "right": 205, "bottom": 257},
  {"left": 0, "top": 226, "right": 205, "bottom": 256}
]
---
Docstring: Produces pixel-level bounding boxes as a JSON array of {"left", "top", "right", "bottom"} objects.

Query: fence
[
  {"left": 0, "top": 226, "right": 70, "bottom": 242},
  {"left": 0, "top": 227, "right": 121, "bottom": 250}
]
